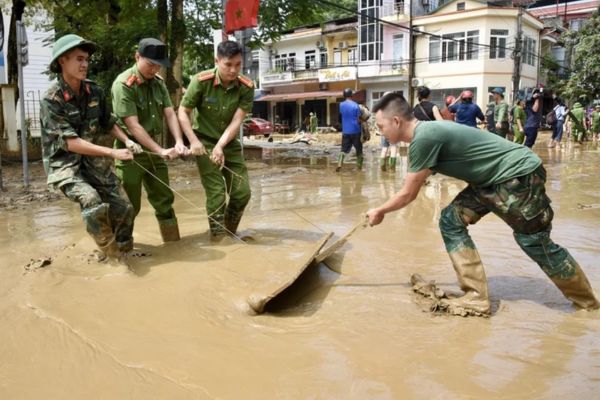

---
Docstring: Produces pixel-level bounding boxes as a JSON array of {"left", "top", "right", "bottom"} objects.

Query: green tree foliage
[{"left": 558, "top": 10, "right": 600, "bottom": 103}]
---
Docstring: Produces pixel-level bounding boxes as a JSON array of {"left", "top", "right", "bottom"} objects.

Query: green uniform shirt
[
  {"left": 111, "top": 64, "right": 173, "bottom": 146},
  {"left": 494, "top": 100, "right": 508, "bottom": 123},
  {"left": 570, "top": 106, "right": 586, "bottom": 132},
  {"left": 513, "top": 106, "right": 526, "bottom": 129},
  {"left": 408, "top": 121, "right": 541, "bottom": 187},
  {"left": 40, "top": 76, "right": 117, "bottom": 187},
  {"left": 180, "top": 68, "right": 254, "bottom": 146}
]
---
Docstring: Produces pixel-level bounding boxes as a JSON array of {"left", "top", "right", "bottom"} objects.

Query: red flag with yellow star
[{"left": 224, "top": 0, "right": 259, "bottom": 34}]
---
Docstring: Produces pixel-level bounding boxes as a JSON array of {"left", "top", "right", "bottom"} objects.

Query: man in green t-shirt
[
  {"left": 366, "top": 92, "right": 599, "bottom": 316},
  {"left": 567, "top": 102, "right": 587, "bottom": 144},
  {"left": 512, "top": 99, "right": 526, "bottom": 144},
  {"left": 178, "top": 41, "right": 253, "bottom": 240},
  {"left": 492, "top": 87, "right": 509, "bottom": 140},
  {"left": 112, "top": 38, "right": 188, "bottom": 243}
]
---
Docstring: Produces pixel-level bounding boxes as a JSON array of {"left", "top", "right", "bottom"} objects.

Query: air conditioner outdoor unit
[
  {"left": 316, "top": 41, "right": 323, "bottom": 48},
  {"left": 339, "top": 41, "right": 348, "bottom": 49},
  {"left": 413, "top": 26, "right": 424, "bottom": 36},
  {"left": 411, "top": 78, "right": 424, "bottom": 87}
]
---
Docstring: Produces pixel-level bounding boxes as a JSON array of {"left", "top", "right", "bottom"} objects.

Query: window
[
  {"left": 305, "top": 50, "right": 316, "bottom": 69},
  {"left": 431, "top": 88, "right": 476, "bottom": 108},
  {"left": 320, "top": 51, "right": 328, "bottom": 68},
  {"left": 429, "top": 36, "right": 440, "bottom": 63},
  {"left": 274, "top": 54, "right": 286, "bottom": 70},
  {"left": 490, "top": 29, "right": 508, "bottom": 59},
  {"left": 393, "top": 33, "right": 404, "bottom": 62},
  {"left": 334, "top": 50, "right": 342, "bottom": 65},
  {"left": 442, "top": 32, "right": 465, "bottom": 62},
  {"left": 466, "top": 30, "right": 479, "bottom": 60},
  {"left": 522, "top": 36, "right": 537, "bottom": 66},
  {"left": 359, "top": 0, "right": 383, "bottom": 62},
  {"left": 348, "top": 47, "right": 358, "bottom": 65},
  {"left": 286, "top": 52, "right": 296, "bottom": 71},
  {"left": 428, "top": 30, "right": 478, "bottom": 63},
  {"left": 457, "top": 2, "right": 465, "bottom": 11}
]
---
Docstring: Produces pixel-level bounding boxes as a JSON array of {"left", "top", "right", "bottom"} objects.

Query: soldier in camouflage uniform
[
  {"left": 367, "top": 93, "right": 599, "bottom": 315},
  {"left": 178, "top": 41, "right": 253, "bottom": 240},
  {"left": 40, "top": 34, "right": 135, "bottom": 259},
  {"left": 112, "top": 38, "right": 188, "bottom": 243}
]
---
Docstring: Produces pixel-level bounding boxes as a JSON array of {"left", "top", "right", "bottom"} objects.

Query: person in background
[
  {"left": 491, "top": 88, "right": 509, "bottom": 139},
  {"left": 512, "top": 99, "right": 526, "bottom": 145},
  {"left": 566, "top": 102, "right": 587, "bottom": 144},
  {"left": 524, "top": 88, "right": 542, "bottom": 148},
  {"left": 548, "top": 98, "right": 567, "bottom": 148},
  {"left": 449, "top": 90, "right": 485, "bottom": 128},
  {"left": 413, "top": 86, "right": 443, "bottom": 122},
  {"left": 336, "top": 88, "right": 364, "bottom": 172},
  {"left": 440, "top": 95, "right": 456, "bottom": 121},
  {"left": 590, "top": 103, "right": 600, "bottom": 142}
]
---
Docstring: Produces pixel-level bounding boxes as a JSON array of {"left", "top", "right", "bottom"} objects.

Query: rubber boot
[
  {"left": 225, "top": 209, "right": 244, "bottom": 235},
  {"left": 389, "top": 157, "right": 397, "bottom": 171},
  {"left": 440, "top": 248, "right": 491, "bottom": 315},
  {"left": 549, "top": 263, "right": 600, "bottom": 310},
  {"left": 335, "top": 153, "right": 345, "bottom": 172},
  {"left": 84, "top": 203, "right": 120, "bottom": 259},
  {"left": 97, "top": 236, "right": 121, "bottom": 259},
  {"left": 208, "top": 213, "right": 227, "bottom": 241},
  {"left": 356, "top": 155, "right": 364, "bottom": 170},
  {"left": 159, "top": 219, "right": 180, "bottom": 242},
  {"left": 380, "top": 156, "right": 388, "bottom": 171}
]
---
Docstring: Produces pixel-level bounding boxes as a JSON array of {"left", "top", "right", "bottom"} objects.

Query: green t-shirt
[
  {"left": 513, "top": 106, "right": 526, "bottom": 129},
  {"left": 180, "top": 68, "right": 254, "bottom": 145},
  {"left": 494, "top": 101, "right": 508, "bottom": 123},
  {"left": 408, "top": 121, "right": 541, "bottom": 187},
  {"left": 111, "top": 64, "right": 173, "bottom": 143}
]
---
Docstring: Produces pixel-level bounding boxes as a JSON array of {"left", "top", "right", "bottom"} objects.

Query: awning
[{"left": 255, "top": 90, "right": 343, "bottom": 102}]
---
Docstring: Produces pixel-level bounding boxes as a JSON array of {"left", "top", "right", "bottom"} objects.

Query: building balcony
[{"left": 381, "top": 1, "right": 409, "bottom": 21}]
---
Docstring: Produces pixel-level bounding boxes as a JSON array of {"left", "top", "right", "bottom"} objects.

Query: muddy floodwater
[{"left": 1, "top": 134, "right": 599, "bottom": 399}]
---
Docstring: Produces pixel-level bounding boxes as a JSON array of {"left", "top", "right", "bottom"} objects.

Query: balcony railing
[{"left": 381, "top": 1, "right": 407, "bottom": 17}]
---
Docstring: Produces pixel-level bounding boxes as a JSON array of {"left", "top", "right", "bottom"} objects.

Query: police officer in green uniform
[
  {"left": 178, "top": 41, "right": 253, "bottom": 240},
  {"left": 40, "top": 34, "right": 135, "bottom": 259},
  {"left": 112, "top": 38, "right": 188, "bottom": 243},
  {"left": 366, "top": 92, "right": 599, "bottom": 315},
  {"left": 492, "top": 87, "right": 510, "bottom": 139}
]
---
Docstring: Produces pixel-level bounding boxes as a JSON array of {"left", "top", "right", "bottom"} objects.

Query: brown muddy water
[{"left": 1, "top": 134, "right": 599, "bottom": 399}]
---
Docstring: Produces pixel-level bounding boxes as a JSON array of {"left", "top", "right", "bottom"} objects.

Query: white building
[{"left": 413, "top": 0, "right": 544, "bottom": 107}]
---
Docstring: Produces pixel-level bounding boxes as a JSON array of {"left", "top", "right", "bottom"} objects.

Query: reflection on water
[{"left": 0, "top": 134, "right": 599, "bottom": 399}]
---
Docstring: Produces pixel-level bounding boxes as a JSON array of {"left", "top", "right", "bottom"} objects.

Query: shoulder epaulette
[
  {"left": 197, "top": 71, "right": 215, "bottom": 82},
  {"left": 238, "top": 75, "right": 254, "bottom": 88},
  {"left": 124, "top": 75, "right": 142, "bottom": 88}
]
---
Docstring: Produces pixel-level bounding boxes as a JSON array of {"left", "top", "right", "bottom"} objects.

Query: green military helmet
[{"left": 49, "top": 34, "right": 96, "bottom": 73}]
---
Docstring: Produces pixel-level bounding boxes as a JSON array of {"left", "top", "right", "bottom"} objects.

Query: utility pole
[
  {"left": 16, "top": 20, "right": 29, "bottom": 189},
  {"left": 408, "top": 0, "right": 415, "bottom": 106},
  {"left": 512, "top": 4, "right": 523, "bottom": 104}
]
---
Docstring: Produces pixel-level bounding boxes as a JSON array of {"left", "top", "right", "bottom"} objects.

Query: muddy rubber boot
[
  {"left": 335, "top": 153, "right": 345, "bottom": 172},
  {"left": 97, "top": 236, "right": 121, "bottom": 260},
  {"left": 159, "top": 219, "right": 180, "bottom": 242},
  {"left": 225, "top": 210, "right": 244, "bottom": 236},
  {"left": 356, "top": 155, "right": 364, "bottom": 170},
  {"left": 389, "top": 157, "right": 397, "bottom": 171},
  {"left": 549, "top": 263, "right": 600, "bottom": 310},
  {"left": 380, "top": 156, "right": 388, "bottom": 171},
  {"left": 440, "top": 248, "right": 491, "bottom": 315}
]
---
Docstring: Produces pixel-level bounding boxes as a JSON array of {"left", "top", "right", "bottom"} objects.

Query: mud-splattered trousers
[
  {"left": 40, "top": 77, "right": 135, "bottom": 253},
  {"left": 439, "top": 165, "right": 598, "bottom": 308},
  {"left": 61, "top": 169, "right": 135, "bottom": 252},
  {"left": 195, "top": 142, "right": 251, "bottom": 236}
]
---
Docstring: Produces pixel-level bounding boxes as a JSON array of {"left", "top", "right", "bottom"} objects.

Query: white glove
[{"left": 125, "top": 139, "right": 143, "bottom": 154}]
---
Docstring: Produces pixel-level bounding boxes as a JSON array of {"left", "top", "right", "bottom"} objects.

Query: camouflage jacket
[{"left": 40, "top": 77, "right": 117, "bottom": 187}]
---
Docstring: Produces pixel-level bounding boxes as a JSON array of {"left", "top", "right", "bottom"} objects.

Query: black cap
[{"left": 138, "top": 38, "right": 171, "bottom": 67}]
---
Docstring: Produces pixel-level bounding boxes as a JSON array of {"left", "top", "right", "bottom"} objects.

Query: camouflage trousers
[
  {"left": 60, "top": 170, "right": 134, "bottom": 252},
  {"left": 439, "top": 165, "right": 577, "bottom": 279}
]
